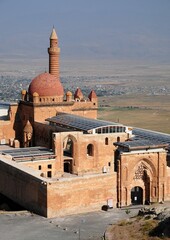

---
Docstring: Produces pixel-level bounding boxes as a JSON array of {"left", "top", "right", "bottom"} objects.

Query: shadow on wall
[{"left": 0, "top": 193, "right": 25, "bottom": 211}]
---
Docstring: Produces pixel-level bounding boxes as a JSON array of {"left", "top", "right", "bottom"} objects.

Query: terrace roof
[
  {"left": 46, "top": 112, "right": 124, "bottom": 133},
  {"left": 133, "top": 128, "right": 170, "bottom": 150},
  {"left": 114, "top": 127, "right": 170, "bottom": 151},
  {"left": 1, "top": 147, "right": 55, "bottom": 162},
  {"left": 115, "top": 139, "right": 168, "bottom": 151}
]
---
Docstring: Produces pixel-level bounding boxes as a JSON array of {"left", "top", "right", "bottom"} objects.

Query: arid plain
[
  {"left": 63, "top": 59, "right": 170, "bottom": 134},
  {"left": 96, "top": 62, "right": 170, "bottom": 134}
]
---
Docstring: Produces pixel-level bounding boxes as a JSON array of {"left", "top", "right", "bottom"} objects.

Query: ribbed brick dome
[{"left": 28, "top": 72, "right": 64, "bottom": 97}]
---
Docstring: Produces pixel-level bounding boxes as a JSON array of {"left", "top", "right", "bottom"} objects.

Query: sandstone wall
[
  {"left": 34, "top": 122, "right": 55, "bottom": 148},
  {"left": 54, "top": 131, "right": 128, "bottom": 175},
  {"left": 166, "top": 166, "right": 170, "bottom": 199},
  {"left": 0, "top": 157, "right": 47, "bottom": 216},
  {"left": 0, "top": 104, "right": 18, "bottom": 143},
  {"left": 23, "top": 101, "right": 97, "bottom": 123},
  {"left": 118, "top": 150, "right": 167, "bottom": 206},
  {"left": 47, "top": 173, "right": 116, "bottom": 218},
  {"left": 0, "top": 156, "right": 117, "bottom": 218},
  {"left": 0, "top": 121, "right": 15, "bottom": 144},
  {"left": 21, "top": 159, "right": 56, "bottom": 178}
]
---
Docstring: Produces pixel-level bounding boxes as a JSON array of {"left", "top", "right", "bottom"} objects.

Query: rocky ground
[
  {"left": 1, "top": 194, "right": 170, "bottom": 240},
  {"left": 105, "top": 205, "right": 170, "bottom": 240}
]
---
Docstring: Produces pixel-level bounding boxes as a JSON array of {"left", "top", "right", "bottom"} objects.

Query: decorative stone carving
[{"left": 134, "top": 163, "right": 147, "bottom": 180}]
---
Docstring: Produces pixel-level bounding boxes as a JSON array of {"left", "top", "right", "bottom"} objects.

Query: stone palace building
[{"left": 0, "top": 28, "right": 170, "bottom": 217}]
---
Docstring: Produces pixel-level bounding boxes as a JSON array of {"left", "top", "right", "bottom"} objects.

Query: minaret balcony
[{"left": 48, "top": 47, "right": 60, "bottom": 54}]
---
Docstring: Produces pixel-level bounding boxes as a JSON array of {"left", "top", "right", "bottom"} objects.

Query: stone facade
[
  {"left": 116, "top": 149, "right": 168, "bottom": 207},
  {"left": 46, "top": 173, "right": 116, "bottom": 218},
  {"left": 52, "top": 131, "right": 128, "bottom": 176}
]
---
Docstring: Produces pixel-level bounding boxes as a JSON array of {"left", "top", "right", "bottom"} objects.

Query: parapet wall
[{"left": 0, "top": 156, "right": 47, "bottom": 217}]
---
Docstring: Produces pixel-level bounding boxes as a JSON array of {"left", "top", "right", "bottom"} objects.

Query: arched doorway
[
  {"left": 63, "top": 137, "right": 73, "bottom": 157},
  {"left": 132, "top": 162, "right": 152, "bottom": 205},
  {"left": 63, "top": 136, "right": 74, "bottom": 174},
  {"left": 131, "top": 186, "right": 143, "bottom": 205}
]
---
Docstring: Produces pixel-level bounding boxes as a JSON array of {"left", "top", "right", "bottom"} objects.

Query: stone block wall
[
  {"left": 21, "top": 159, "right": 56, "bottom": 178},
  {"left": 0, "top": 157, "right": 47, "bottom": 217},
  {"left": 0, "top": 121, "right": 15, "bottom": 144},
  {"left": 117, "top": 150, "right": 167, "bottom": 207},
  {"left": 46, "top": 173, "right": 116, "bottom": 217},
  {"left": 0, "top": 155, "right": 117, "bottom": 218},
  {"left": 53, "top": 131, "right": 129, "bottom": 175}
]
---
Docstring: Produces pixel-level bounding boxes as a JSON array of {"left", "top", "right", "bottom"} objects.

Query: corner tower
[{"left": 48, "top": 27, "right": 60, "bottom": 79}]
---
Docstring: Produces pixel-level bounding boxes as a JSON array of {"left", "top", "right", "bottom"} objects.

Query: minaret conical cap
[{"left": 50, "top": 27, "right": 58, "bottom": 40}]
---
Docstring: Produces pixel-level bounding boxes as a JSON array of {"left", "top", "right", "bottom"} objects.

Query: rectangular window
[
  {"left": 48, "top": 164, "right": 52, "bottom": 169},
  {"left": 47, "top": 171, "right": 52, "bottom": 178},
  {"left": 38, "top": 165, "right": 41, "bottom": 170},
  {"left": 98, "top": 129, "right": 101, "bottom": 134}
]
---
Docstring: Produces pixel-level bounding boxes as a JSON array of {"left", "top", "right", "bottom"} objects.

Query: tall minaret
[{"left": 48, "top": 27, "right": 60, "bottom": 79}]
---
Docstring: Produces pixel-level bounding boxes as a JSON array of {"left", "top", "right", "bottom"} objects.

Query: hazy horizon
[{"left": 0, "top": 0, "right": 170, "bottom": 63}]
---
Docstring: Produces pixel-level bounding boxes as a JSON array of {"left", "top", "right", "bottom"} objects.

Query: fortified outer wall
[
  {"left": 0, "top": 155, "right": 116, "bottom": 218},
  {"left": 0, "top": 156, "right": 47, "bottom": 217},
  {"left": 46, "top": 173, "right": 116, "bottom": 218}
]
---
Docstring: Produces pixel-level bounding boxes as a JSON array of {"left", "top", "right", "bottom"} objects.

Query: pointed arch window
[{"left": 87, "top": 144, "right": 94, "bottom": 156}]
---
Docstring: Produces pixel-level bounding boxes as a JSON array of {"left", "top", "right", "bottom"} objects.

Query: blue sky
[{"left": 0, "top": 0, "right": 170, "bottom": 62}]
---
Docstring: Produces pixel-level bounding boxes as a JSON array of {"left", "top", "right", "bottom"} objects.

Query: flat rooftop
[
  {"left": 0, "top": 146, "right": 55, "bottom": 162},
  {"left": 114, "top": 128, "right": 170, "bottom": 151},
  {"left": 115, "top": 139, "right": 168, "bottom": 151},
  {"left": 133, "top": 128, "right": 170, "bottom": 150}
]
